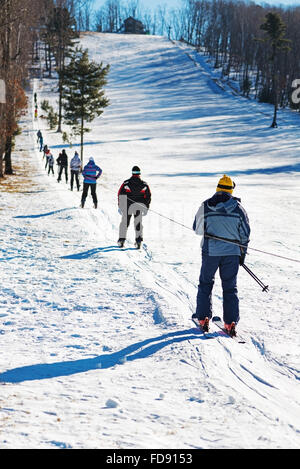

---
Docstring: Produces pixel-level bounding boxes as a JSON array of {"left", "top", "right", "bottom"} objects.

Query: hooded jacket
[
  {"left": 70, "top": 153, "right": 81, "bottom": 172},
  {"left": 48, "top": 153, "right": 54, "bottom": 166},
  {"left": 57, "top": 150, "right": 68, "bottom": 167},
  {"left": 82, "top": 160, "right": 102, "bottom": 184},
  {"left": 193, "top": 191, "right": 250, "bottom": 256}
]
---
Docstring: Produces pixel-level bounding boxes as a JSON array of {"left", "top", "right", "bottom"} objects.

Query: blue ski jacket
[
  {"left": 82, "top": 161, "right": 102, "bottom": 184},
  {"left": 193, "top": 192, "right": 250, "bottom": 256}
]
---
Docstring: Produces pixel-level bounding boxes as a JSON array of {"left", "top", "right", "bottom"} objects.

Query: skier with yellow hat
[
  {"left": 216, "top": 174, "right": 236, "bottom": 194},
  {"left": 192, "top": 175, "right": 250, "bottom": 336}
]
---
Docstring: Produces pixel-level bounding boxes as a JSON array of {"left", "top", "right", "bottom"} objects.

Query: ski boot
[
  {"left": 192, "top": 314, "right": 210, "bottom": 332},
  {"left": 135, "top": 240, "right": 142, "bottom": 250},
  {"left": 224, "top": 322, "right": 237, "bottom": 337},
  {"left": 118, "top": 240, "right": 125, "bottom": 248},
  {"left": 199, "top": 317, "right": 210, "bottom": 332}
]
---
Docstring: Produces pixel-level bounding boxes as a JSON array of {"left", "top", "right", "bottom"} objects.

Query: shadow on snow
[
  {"left": 0, "top": 329, "right": 211, "bottom": 383},
  {"left": 150, "top": 162, "right": 300, "bottom": 178},
  {"left": 61, "top": 246, "right": 137, "bottom": 259},
  {"left": 14, "top": 207, "right": 77, "bottom": 219}
]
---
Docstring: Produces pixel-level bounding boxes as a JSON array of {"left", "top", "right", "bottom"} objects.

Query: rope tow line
[
  {"left": 203, "top": 234, "right": 300, "bottom": 264},
  {"left": 125, "top": 197, "right": 300, "bottom": 265}
]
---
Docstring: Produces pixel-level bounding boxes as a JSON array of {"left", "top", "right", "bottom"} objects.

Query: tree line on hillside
[
  {"left": 168, "top": 1, "right": 300, "bottom": 118},
  {"left": 94, "top": 0, "right": 169, "bottom": 36},
  {"left": 93, "top": 0, "right": 300, "bottom": 121},
  {"left": 0, "top": 0, "right": 39, "bottom": 178},
  {"left": 1, "top": 0, "right": 300, "bottom": 179}
]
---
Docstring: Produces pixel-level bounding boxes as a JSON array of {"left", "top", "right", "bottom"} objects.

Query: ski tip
[
  {"left": 212, "top": 316, "right": 222, "bottom": 322},
  {"left": 191, "top": 318, "right": 200, "bottom": 327}
]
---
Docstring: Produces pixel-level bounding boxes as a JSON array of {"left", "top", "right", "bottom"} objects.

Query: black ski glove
[{"left": 239, "top": 250, "right": 246, "bottom": 266}]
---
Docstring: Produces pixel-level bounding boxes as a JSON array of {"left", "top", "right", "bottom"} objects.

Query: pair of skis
[{"left": 192, "top": 316, "right": 246, "bottom": 344}]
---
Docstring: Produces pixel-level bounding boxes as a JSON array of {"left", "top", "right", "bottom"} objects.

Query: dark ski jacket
[
  {"left": 118, "top": 175, "right": 151, "bottom": 211},
  {"left": 57, "top": 150, "right": 68, "bottom": 167}
]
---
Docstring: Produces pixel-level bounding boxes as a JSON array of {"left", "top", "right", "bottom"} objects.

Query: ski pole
[
  {"left": 204, "top": 233, "right": 269, "bottom": 291},
  {"left": 242, "top": 264, "right": 269, "bottom": 292}
]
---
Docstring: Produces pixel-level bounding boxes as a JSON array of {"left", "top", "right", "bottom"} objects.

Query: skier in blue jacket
[
  {"left": 192, "top": 175, "right": 250, "bottom": 336},
  {"left": 81, "top": 157, "right": 102, "bottom": 208}
]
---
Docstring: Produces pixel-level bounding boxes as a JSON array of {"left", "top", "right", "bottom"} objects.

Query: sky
[{"left": 92, "top": 0, "right": 300, "bottom": 11}]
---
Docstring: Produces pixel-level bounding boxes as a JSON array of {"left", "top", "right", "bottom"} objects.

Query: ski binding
[{"left": 212, "top": 316, "right": 246, "bottom": 343}]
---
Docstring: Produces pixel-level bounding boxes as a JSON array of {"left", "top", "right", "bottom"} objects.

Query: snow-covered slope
[{"left": 0, "top": 33, "right": 299, "bottom": 449}]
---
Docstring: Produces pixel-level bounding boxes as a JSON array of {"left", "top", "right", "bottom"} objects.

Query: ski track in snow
[{"left": 0, "top": 33, "right": 299, "bottom": 449}]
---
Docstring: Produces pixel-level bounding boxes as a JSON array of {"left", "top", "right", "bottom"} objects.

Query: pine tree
[
  {"left": 61, "top": 47, "right": 110, "bottom": 161},
  {"left": 260, "top": 12, "right": 290, "bottom": 128},
  {"left": 43, "top": 5, "right": 78, "bottom": 133}
]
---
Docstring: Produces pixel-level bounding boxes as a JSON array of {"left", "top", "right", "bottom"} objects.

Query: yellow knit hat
[{"left": 216, "top": 174, "right": 236, "bottom": 194}]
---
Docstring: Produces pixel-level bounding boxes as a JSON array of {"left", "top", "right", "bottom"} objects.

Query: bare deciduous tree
[{"left": 0, "top": 0, "right": 40, "bottom": 177}]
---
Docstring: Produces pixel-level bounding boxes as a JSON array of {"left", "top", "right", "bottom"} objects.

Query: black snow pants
[{"left": 81, "top": 182, "right": 97, "bottom": 207}]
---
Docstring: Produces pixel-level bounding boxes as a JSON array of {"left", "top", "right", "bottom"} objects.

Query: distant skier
[
  {"left": 70, "top": 151, "right": 81, "bottom": 191},
  {"left": 37, "top": 130, "right": 42, "bottom": 144},
  {"left": 81, "top": 157, "right": 102, "bottom": 208},
  {"left": 192, "top": 175, "right": 250, "bottom": 336},
  {"left": 57, "top": 149, "right": 68, "bottom": 183},
  {"left": 39, "top": 135, "right": 44, "bottom": 152},
  {"left": 45, "top": 149, "right": 51, "bottom": 170},
  {"left": 117, "top": 166, "right": 151, "bottom": 249},
  {"left": 47, "top": 151, "right": 54, "bottom": 175},
  {"left": 43, "top": 144, "right": 48, "bottom": 159}
]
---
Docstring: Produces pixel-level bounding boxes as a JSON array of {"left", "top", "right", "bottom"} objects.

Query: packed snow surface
[{"left": 0, "top": 33, "right": 299, "bottom": 449}]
